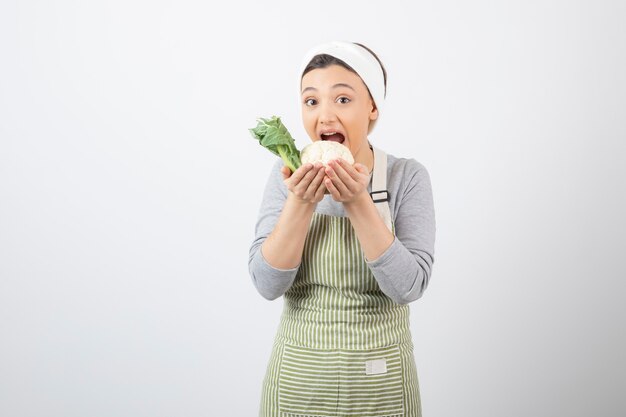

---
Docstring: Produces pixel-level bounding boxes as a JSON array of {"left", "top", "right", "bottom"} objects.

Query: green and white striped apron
[{"left": 259, "top": 147, "right": 422, "bottom": 417}]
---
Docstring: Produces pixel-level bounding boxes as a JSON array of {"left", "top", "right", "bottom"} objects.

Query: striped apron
[{"left": 259, "top": 147, "right": 422, "bottom": 417}]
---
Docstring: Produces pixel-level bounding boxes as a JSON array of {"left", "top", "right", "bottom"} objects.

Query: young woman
[{"left": 248, "top": 40, "right": 436, "bottom": 417}]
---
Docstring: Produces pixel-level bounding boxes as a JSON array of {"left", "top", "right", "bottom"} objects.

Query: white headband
[{"left": 299, "top": 41, "right": 385, "bottom": 133}]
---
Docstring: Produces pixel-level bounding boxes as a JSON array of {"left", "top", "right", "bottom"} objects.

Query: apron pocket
[
  {"left": 278, "top": 343, "right": 404, "bottom": 417},
  {"left": 336, "top": 344, "right": 405, "bottom": 417},
  {"left": 278, "top": 343, "right": 339, "bottom": 417}
]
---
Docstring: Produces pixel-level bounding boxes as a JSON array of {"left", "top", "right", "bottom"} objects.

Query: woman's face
[{"left": 300, "top": 64, "right": 378, "bottom": 162}]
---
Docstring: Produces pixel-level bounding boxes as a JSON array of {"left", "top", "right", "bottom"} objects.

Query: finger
[
  {"left": 288, "top": 163, "right": 314, "bottom": 187},
  {"left": 325, "top": 164, "right": 350, "bottom": 196},
  {"left": 308, "top": 164, "right": 326, "bottom": 191},
  {"left": 339, "top": 159, "right": 367, "bottom": 182},
  {"left": 324, "top": 176, "right": 341, "bottom": 200},
  {"left": 354, "top": 163, "right": 368, "bottom": 175},
  {"left": 336, "top": 160, "right": 370, "bottom": 196},
  {"left": 329, "top": 159, "right": 357, "bottom": 187},
  {"left": 281, "top": 165, "right": 292, "bottom": 180},
  {"left": 314, "top": 176, "right": 327, "bottom": 200},
  {"left": 302, "top": 165, "right": 325, "bottom": 199},
  {"left": 289, "top": 163, "right": 314, "bottom": 184},
  {"left": 294, "top": 164, "right": 322, "bottom": 194}
]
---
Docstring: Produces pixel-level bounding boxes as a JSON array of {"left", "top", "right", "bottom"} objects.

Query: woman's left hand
[{"left": 324, "top": 159, "right": 370, "bottom": 204}]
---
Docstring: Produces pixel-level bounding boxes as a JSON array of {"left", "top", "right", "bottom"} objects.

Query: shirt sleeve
[
  {"left": 365, "top": 159, "right": 436, "bottom": 304},
  {"left": 248, "top": 160, "right": 301, "bottom": 300}
]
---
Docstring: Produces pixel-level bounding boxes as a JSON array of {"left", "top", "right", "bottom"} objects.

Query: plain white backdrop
[{"left": 1, "top": 1, "right": 624, "bottom": 416}]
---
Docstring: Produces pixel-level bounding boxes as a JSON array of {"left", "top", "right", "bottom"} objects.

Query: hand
[
  {"left": 281, "top": 162, "right": 327, "bottom": 204},
  {"left": 324, "top": 159, "right": 370, "bottom": 204}
]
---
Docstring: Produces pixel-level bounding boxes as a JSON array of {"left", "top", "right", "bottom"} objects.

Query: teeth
[{"left": 322, "top": 132, "right": 337, "bottom": 135}]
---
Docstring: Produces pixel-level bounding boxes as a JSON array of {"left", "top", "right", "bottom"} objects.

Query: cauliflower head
[{"left": 300, "top": 140, "right": 355, "bottom": 166}]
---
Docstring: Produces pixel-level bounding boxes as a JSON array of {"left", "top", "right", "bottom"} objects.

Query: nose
[{"left": 318, "top": 102, "right": 337, "bottom": 125}]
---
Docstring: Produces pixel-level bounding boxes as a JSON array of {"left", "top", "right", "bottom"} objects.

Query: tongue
[{"left": 323, "top": 133, "right": 344, "bottom": 143}]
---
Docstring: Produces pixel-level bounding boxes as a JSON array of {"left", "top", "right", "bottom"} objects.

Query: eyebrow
[{"left": 301, "top": 83, "right": 356, "bottom": 94}]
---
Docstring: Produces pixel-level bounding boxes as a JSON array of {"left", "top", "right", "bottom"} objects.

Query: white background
[{"left": 1, "top": 1, "right": 625, "bottom": 416}]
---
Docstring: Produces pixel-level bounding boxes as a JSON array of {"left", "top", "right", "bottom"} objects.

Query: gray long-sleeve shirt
[{"left": 248, "top": 152, "right": 436, "bottom": 304}]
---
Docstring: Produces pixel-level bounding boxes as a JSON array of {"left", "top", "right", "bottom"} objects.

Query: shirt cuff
[
  {"left": 365, "top": 236, "right": 399, "bottom": 267},
  {"left": 249, "top": 247, "right": 301, "bottom": 300},
  {"left": 259, "top": 247, "right": 301, "bottom": 273}
]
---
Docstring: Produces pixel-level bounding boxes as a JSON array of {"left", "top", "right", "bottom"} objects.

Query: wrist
[
  {"left": 287, "top": 192, "right": 318, "bottom": 210},
  {"left": 343, "top": 190, "right": 372, "bottom": 211}
]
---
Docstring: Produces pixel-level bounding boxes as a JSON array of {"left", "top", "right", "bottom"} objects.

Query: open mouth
[{"left": 320, "top": 132, "right": 345, "bottom": 144}]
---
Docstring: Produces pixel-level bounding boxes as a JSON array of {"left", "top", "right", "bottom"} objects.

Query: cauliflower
[
  {"left": 249, "top": 115, "right": 355, "bottom": 175},
  {"left": 300, "top": 140, "right": 355, "bottom": 166}
]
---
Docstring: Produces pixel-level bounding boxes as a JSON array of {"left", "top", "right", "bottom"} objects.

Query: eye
[
  {"left": 337, "top": 96, "right": 351, "bottom": 104},
  {"left": 304, "top": 98, "right": 317, "bottom": 106}
]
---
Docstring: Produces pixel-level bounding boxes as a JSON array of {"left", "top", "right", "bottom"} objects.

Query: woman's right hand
[{"left": 281, "top": 162, "right": 327, "bottom": 204}]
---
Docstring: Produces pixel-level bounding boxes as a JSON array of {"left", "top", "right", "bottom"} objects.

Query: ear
[{"left": 369, "top": 103, "right": 379, "bottom": 121}]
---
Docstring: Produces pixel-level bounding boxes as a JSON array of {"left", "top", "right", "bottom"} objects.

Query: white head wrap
[{"left": 299, "top": 41, "right": 386, "bottom": 134}]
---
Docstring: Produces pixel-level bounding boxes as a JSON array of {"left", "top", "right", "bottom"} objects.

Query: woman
[{"left": 248, "top": 40, "right": 436, "bottom": 417}]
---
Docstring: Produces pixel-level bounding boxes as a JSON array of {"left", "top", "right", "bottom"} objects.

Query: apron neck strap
[{"left": 370, "top": 145, "right": 393, "bottom": 234}]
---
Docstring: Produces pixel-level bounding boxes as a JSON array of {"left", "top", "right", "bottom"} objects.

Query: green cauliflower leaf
[{"left": 249, "top": 116, "right": 302, "bottom": 173}]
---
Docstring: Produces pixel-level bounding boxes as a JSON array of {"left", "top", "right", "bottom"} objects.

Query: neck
[{"left": 354, "top": 142, "right": 374, "bottom": 174}]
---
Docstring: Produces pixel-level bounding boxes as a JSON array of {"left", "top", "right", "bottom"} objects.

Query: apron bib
[{"left": 259, "top": 147, "right": 422, "bottom": 417}]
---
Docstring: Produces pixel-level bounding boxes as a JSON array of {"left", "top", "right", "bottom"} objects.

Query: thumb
[
  {"left": 354, "top": 163, "right": 368, "bottom": 174},
  {"left": 281, "top": 165, "right": 291, "bottom": 180}
]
